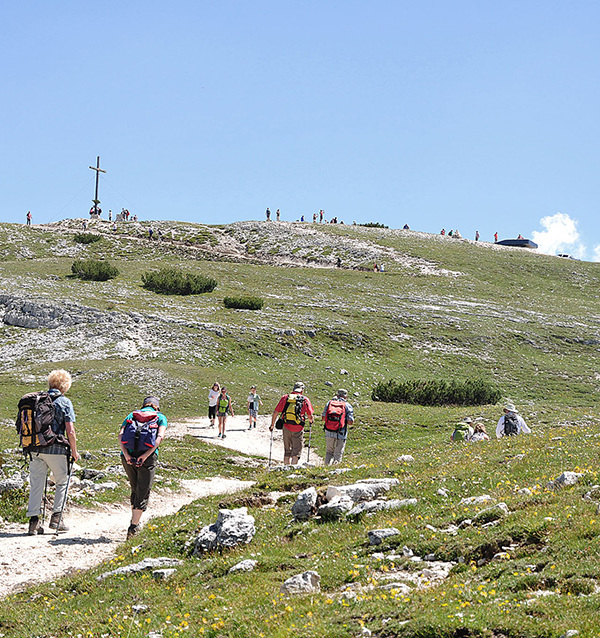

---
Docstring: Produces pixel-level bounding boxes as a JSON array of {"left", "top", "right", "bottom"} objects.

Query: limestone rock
[
  {"left": 193, "top": 508, "right": 256, "bottom": 555},
  {"left": 291, "top": 487, "right": 318, "bottom": 521},
  {"left": 280, "top": 570, "right": 321, "bottom": 595},
  {"left": 368, "top": 528, "right": 401, "bottom": 546}
]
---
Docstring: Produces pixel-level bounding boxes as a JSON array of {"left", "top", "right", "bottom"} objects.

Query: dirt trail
[
  {"left": 173, "top": 414, "right": 323, "bottom": 466},
  {"left": 0, "top": 415, "right": 320, "bottom": 598}
]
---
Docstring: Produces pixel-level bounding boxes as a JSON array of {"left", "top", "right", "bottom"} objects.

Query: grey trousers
[
  {"left": 325, "top": 437, "right": 347, "bottom": 465},
  {"left": 27, "top": 453, "right": 69, "bottom": 518}
]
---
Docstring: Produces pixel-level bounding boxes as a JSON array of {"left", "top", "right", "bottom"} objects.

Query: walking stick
[
  {"left": 53, "top": 454, "right": 74, "bottom": 537},
  {"left": 268, "top": 427, "right": 274, "bottom": 468},
  {"left": 40, "top": 474, "right": 49, "bottom": 534},
  {"left": 306, "top": 420, "right": 313, "bottom": 464}
]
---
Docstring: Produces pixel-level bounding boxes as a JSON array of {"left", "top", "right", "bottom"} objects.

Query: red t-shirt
[{"left": 275, "top": 394, "right": 314, "bottom": 432}]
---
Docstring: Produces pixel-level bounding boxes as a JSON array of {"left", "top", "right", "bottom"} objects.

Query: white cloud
[
  {"left": 592, "top": 245, "right": 600, "bottom": 263},
  {"left": 531, "top": 212, "right": 585, "bottom": 258}
]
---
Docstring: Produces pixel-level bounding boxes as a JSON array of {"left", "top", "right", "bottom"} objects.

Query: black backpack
[
  {"left": 503, "top": 413, "right": 519, "bottom": 436},
  {"left": 16, "top": 391, "right": 64, "bottom": 452}
]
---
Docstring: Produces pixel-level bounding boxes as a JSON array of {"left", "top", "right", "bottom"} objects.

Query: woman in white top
[{"left": 208, "top": 382, "right": 220, "bottom": 426}]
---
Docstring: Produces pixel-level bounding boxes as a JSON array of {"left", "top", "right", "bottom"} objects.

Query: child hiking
[
  {"left": 217, "top": 386, "right": 234, "bottom": 438},
  {"left": 247, "top": 385, "right": 263, "bottom": 429}
]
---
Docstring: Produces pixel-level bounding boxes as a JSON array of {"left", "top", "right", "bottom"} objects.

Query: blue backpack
[{"left": 120, "top": 410, "right": 160, "bottom": 455}]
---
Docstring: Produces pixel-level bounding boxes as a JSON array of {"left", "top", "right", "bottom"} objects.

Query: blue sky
[{"left": 2, "top": 1, "right": 600, "bottom": 258}]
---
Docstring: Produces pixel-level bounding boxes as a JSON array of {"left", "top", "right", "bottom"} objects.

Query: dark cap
[{"left": 143, "top": 395, "right": 160, "bottom": 409}]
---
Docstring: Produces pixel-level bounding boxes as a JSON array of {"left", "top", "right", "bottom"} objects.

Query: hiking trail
[{"left": 0, "top": 415, "right": 320, "bottom": 598}]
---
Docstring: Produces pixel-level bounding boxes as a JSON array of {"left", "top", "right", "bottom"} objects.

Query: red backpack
[{"left": 324, "top": 399, "right": 347, "bottom": 432}]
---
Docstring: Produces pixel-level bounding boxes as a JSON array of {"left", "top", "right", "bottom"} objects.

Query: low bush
[
  {"left": 223, "top": 295, "right": 264, "bottom": 310},
  {"left": 371, "top": 378, "right": 501, "bottom": 406},
  {"left": 142, "top": 267, "right": 217, "bottom": 295},
  {"left": 359, "top": 222, "right": 389, "bottom": 229},
  {"left": 73, "top": 232, "right": 102, "bottom": 244},
  {"left": 71, "top": 259, "right": 119, "bottom": 281}
]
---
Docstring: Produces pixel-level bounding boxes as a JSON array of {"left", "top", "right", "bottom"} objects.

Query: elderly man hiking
[
  {"left": 17, "top": 369, "right": 80, "bottom": 535},
  {"left": 496, "top": 403, "right": 531, "bottom": 438},
  {"left": 270, "top": 382, "right": 314, "bottom": 465},
  {"left": 322, "top": 388, "right": 354, "bottom": 464},
  {"left": 119, "top": 395, "right": 167, "bottom": 539}
]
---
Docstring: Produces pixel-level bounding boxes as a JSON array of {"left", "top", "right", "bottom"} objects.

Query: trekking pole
[
  {"left": 306, "top": 420, "right": 313, "bottom": 464},
  {"left": 268, "top": 427, "right": 274, "bottom": 468},
  {"left": 53, "top": 454, "right": 74, "bottom": 537},
  {"left": 40, "top": 473, "right": 49, "bottom": 534}
]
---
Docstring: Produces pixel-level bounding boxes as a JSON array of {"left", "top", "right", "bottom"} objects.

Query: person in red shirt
[{"left": 270, "top": 382, "right": 314, "bottom": 465}]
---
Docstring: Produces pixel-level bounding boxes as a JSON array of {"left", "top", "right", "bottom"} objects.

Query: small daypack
[
  {"left": 120, "top": 410, "right": 160, "bottom": 456},
  {"left": 451, "top": 423, "right": 473, "bottom": 442},
  {"left": 16, "top": 391, "right": 63, "bottom": 452},
  {"left": 324, "top": 399, "right": 347, "bottom": 432},
  {"left": 218, "top": 395, "right": 230, "bottom": 413},
  {"left": 283, "top": 393, "right": 305, "bottom": 426},
  {"left": 503, "top": 413, "right": 519, "bottom": 436}
]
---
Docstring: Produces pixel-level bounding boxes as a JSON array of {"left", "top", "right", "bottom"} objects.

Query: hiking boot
[
  {"left": 28, "top": 516, "right": 42, "bottom": 536},
  {"left": 126, "top": 524, "right": 139, "bottom": 540},
  {"left": 49, "top": 512, "right": 69, "bottom": 532},
  {"left": 222, "top": 434, "right": 227, "bottom": 439}
]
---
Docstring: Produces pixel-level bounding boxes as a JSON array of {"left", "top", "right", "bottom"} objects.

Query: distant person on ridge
[
  {"left": 119, "top": 395, "right": 167, "bottom": 539},
  {"left": 494, "top": 232, "right": 498, "bottom": 243},
  {"left": 475, "top": 230, "right": 480, "bottom": 241},
  {"left": 322, "top": 389, "right": 354, "bottom": 464},
  {"left": 496, "top": 403, "right": 531, "bottom": 438},
  {"left": 440, "top": 228, "right": 445, "bottom": 235},
  {"left": 319, "top": 210, "right": 324, "bottom": 223},
  {"left": 276, "top": 209, "right": 280, "bottom": 221},
  {"left": 26, "top": 211, "right": 32, "bottom": 226},
  {"left": 270, "top": 382, "right": 314, "bottom": 465},
  {"left": 266, "top": 208, "right": 271, "bottom": 221}
]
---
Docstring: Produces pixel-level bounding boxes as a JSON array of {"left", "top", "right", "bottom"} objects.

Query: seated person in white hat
[{"left": 496, "top": 403, "right": 531, "bottom": 438}]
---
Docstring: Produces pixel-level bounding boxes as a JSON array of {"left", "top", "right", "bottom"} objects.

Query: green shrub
[
  {"left": 142, "top": 267, "right": 217, "bottom": 295},
  {"left": 359, "top": 222, "right": 389, "bottom": 229},
  {"left": 371, "top": 378, "right": 501, "bottom": 406},
  {"left": 71, "top": 259, "right": 119, "bottom": 281},
  {"left": 73, "top": 232, "right": 102, "bottom": 244},
  {"left": 223, "top": 295, "right": 264, "bottom": 310}
]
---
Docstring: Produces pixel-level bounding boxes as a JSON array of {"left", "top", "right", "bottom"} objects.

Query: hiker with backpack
[
  {"left": 270, "top": 382, "right": 314, "bottom": 465},
  {"left": 119, "top": 395, "right": 167, "bottom": 539},
  {"left": 18, "top": 369, "right": 80, "bottom": 535},
  {"left": 322, "top": 389, "right": 354, "bottom": 465},
  {"left": 496, "top": 403, "right": 531, "bottom": 438},
  {"left": 216, "top": 386, "right": 234, "bottom": 438}
]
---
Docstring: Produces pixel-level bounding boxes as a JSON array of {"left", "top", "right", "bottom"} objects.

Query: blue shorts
[{"left": 248, "top": 409, "right": 258, "bottom": 418}]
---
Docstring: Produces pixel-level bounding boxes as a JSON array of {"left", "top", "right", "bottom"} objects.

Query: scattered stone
[
  {"left": 518, "top": 488, "right": 532, "bottom": 495},
  {"left": 396, "top": 455, "right": 415, "bottom": 463},
  {"left": 292, "top": 487, "right": 318, "bottom": 521},
  {"left": 0, "top": 473, "right": 24, "bottom": 494},
  {"left": 81, "top": 468, "right": 105, "bottom": 480},
  {"left": 459, "top": 495, "right": 494, "bottom": 506},
  {"left": 424, "top": 553, "right": 436, "bottom": 561},
  {"left": 473, "top": 502, "right": 509, "bottom": 523},
  {"left": 318, "top": 495, "right": 354, "bottom": 519},
  {"left": 229, "top": 559, "right": 258, "bottom": 573},
  {"left": 368, "top": 528, "right": 401, "bottom": 546},
  {"left": 152, "top": 569, "right": 177, "bottom": 581},
  {"left": 550, "top": 471, "right": 583, "bottom": 489},
  {"left": 91, "top": 481, "right": 118, "bottom": 492},
  {"left": 193, "top": 508, "right": 256, "bottom": 555},
  {"left": 560, "top": 631, "right": 579, "bottom": 638},
  {"left": 340, "top": 368, "right": 348, "bottom": 375},
  {"left": 347, "top": 498, "right": 417, "bottom": 518},
  {"left": 97, "top": 557, "right": 182, "bottom": 581},
  {"left": 325, "top": 381, "right": 334, "bottom": 387},
  {"left": 132, "top": 604, "right": 148, "bottom": 613},
  {"left": 437, "top": 488, "right": 449, "bottom": 498},
  {"left": 280, "top": 570, "right": 321, "bottom": 595}
]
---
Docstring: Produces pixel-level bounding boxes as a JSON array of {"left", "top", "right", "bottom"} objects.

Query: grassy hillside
[{"left": 1, "top": 219, "right": 600, "bottom": 637}]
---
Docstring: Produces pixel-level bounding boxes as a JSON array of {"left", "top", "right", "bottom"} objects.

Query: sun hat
[
  {"left": 143, "top": 396, "right": 160, "bottom": 409},
  {"left": 504, "top": 403, "right": 518, "bottom": 413},
  {"left": 293, "top": 381, "right": 305, "bottom": 392},
  {"left": 463, "top": 417, "right": 473, "bottom": 423},
  {"left": 337, "top": 388, "right": 348, "bottom": 397}
]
